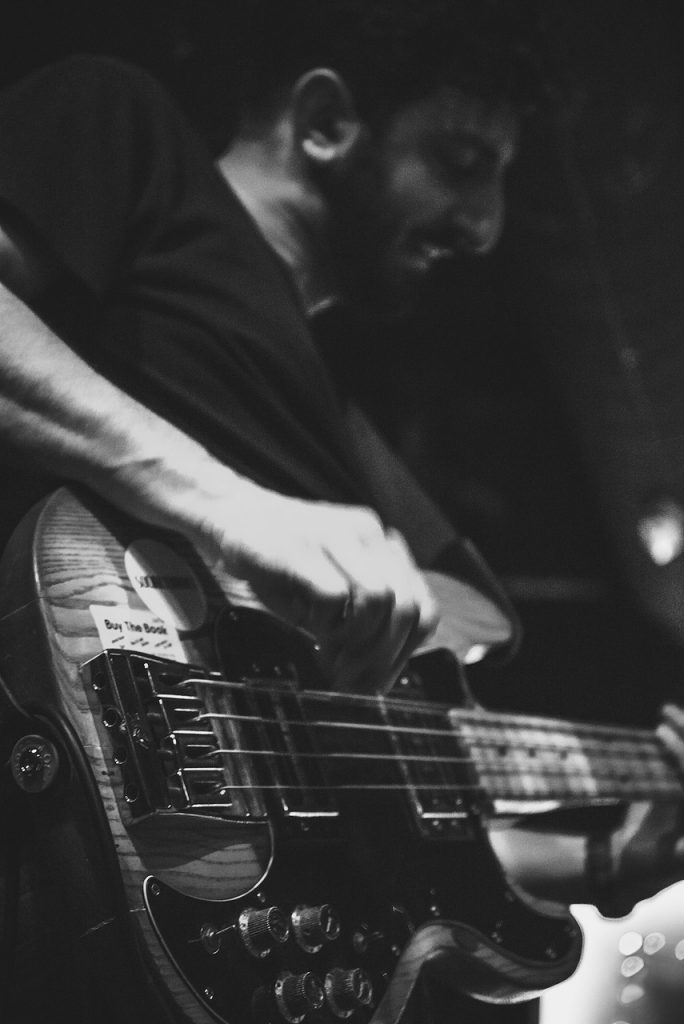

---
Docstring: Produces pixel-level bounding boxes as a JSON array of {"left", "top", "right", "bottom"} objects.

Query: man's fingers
[
  {"left": 383, "top": 528, "right": 439, "bottom": 644},
  {"left": 660, "top": 703, "right": 684, "bottom": 730},
  {"left": 345, "top": 528, "right": 438, "bottom": 690},
  {"left": 209, "top": 494, "right": 437, "bottom": 692},
  {"left": 657, "top": 703, "right": 684, "bottom": 769},
  {"left": 313, "top": 522, "right": 438, "bottom": 692},
  {"left": 252, "top": 554, "right": 353, "bottom": 636}
]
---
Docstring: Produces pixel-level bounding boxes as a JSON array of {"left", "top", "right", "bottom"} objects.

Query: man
[
  {"left": 0, "top": 3, "right": 682, "bottom": 1022},
  {"left": 0, "top": 2, "right": 526, "bottom": 690}
]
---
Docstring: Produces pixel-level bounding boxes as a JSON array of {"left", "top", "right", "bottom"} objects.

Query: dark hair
[{"left": 172, "top": 0, "right": 543, "bottom": 146}]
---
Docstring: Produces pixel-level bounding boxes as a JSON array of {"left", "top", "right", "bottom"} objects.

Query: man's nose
[{"left": 454, "top": 182, "right": 505, "bottom": 256}]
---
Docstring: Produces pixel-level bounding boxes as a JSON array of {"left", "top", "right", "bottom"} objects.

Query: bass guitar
[{"left": 0, "top": 487, "right": 680, "bottom": 1024}]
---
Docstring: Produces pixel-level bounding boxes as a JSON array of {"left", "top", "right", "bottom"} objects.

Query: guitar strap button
[{"left": 9, "top": 734, "right": 60, "bottom": 794}]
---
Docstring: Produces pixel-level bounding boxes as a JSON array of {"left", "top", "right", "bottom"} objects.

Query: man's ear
[{"left": 292, "top": 69, "right": 364, "bottom": 165}]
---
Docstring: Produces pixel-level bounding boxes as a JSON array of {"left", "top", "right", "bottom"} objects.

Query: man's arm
[
  {"left": 492, "top": 802, "right": 684, "bottom": 917},
  {"left": 0, "top": 227, "right": 436, "bottom": 692}
]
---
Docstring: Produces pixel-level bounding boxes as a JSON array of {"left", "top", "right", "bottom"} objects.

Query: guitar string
[
  {"left": 176, "top": 782, "right": 669, "bottom": 794},
  {"left": 188, "top": 674, "right": 662, "bottom": 740},
  {"left": 178, "top": 745, "right": 673, "bottom": 798},
  {"left": 184, "top": 744, "right": 668, "bottom": 775},
  {"left": 176, "top": 698, "right": 667, "bottom": 768},
  {"left": 160, "top": 706, "right": 669, "bottom": 792},
  {"left": 163, "top": 707, "right": 675, "bottom": 794},
  {"left": 170, "top": 764, "right": 675, "bottom": 796},
  {"left": 182, "top": 782, "right": 533, "bottom": 792},
  {"left": 187, "top": 712, "right": 667, "bottom": 774},
  {"left": 182, "top": 742, "right": 672, "bottom": 791},
  {"left": 179, "top": 675, "right": 662, "bottom": 749}
]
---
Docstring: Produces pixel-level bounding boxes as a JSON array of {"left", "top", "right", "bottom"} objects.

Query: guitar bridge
[
  {"left": 82, "top": 650, "right": 339, "bottom": 829},
  {"left": 83, "top": 651, "right": 268, "bottom": 822}
]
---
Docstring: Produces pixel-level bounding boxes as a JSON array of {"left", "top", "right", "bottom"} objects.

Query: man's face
[{"left": 326, "top": 86, "right": 518, "bottom": 318}]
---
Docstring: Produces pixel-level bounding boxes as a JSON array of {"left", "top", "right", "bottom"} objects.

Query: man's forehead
[{"left": 388, "top": 85, "right": 519, "bottom": 164}]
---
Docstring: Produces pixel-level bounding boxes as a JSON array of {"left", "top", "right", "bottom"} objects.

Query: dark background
[{"left": 4, "top": 0, "right": 684, "bottom": 726}]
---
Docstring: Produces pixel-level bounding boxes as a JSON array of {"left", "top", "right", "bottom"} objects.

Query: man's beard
[{"left": 317, "top": 157, "right": 424, "bottom": 323}]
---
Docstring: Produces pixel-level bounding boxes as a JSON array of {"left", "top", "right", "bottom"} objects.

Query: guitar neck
[
  {"left": 452, "top": 707, "right": 682, "bottom": 812},
  {"left": 184, "top": 676, "right": 683, "bottom": 824}
]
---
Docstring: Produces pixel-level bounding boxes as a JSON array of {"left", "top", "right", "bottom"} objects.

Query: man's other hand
[{"left": 607, "top": 704, "right": 684, "bottom": 912}]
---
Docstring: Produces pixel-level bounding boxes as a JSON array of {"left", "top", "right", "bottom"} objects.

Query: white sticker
[
  {"left": 90, "top": 604, "right": 187, "bottom": 661},
  {"left": 124, "top": 539, "right": 208, "bottom": 632}
]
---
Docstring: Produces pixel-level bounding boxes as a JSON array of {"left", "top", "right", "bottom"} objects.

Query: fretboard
[{"left": 453, "top": 707, "right": 682, "bottom": 811}]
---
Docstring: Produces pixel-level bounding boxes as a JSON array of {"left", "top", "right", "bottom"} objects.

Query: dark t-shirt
[{"left": 0, "top": 54, "right": 469, "bottom": 571}]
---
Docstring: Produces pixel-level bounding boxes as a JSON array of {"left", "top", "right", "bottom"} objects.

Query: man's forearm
[
  {"left": 491, "top": 796, "right": 684, "bottom": 917},
  {"left": 0, "top": 280, "right": 240, "bottom": 530}
]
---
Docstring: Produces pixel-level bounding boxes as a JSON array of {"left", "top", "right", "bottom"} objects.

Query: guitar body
[{"left": 0, "top": 488, "right": 581, "bottom": 1024}]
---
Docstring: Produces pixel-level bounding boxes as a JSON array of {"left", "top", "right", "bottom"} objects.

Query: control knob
[
  {"left": 275, "top": 971, "right": 325, "bottom": 1022},
  {"left": 325, "top": 968, "right": 374, "bottom": 1018},
  {"left": 239, "top": 906, "right": 289, "bottom": 958},
  {"left": 291, "top": 903, "right": 341, "bottom": 952}
]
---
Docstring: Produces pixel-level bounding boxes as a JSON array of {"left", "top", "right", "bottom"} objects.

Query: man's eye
[
  {"left": 432, "top": 140, "right": 484, "bottom": 178},
  {"left": 451, "top": 145, "right": 480, "bottom": 171}
]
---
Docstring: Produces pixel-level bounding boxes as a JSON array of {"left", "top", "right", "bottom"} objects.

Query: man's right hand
[{"left": 186, "top": 479, "right": 439, "bottom": 694}]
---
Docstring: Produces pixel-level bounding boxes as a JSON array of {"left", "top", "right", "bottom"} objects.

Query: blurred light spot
[
  {"left": 643, "top": 931, "right": 666, "bottom": 955},
  {"left": 674, "top": 939, "right": 684, "bottom": 960},
  {"left": 618, "top": 931, "right": 643, "bottom": 956},
  {"left": 621, "top": 955, "right": 644, "bottom": 977},
  {"left": 620, "top": 983, "right": 644, "bottom": 1004},
  {"left": 464, "top": 644, "right": 487, "bottom": 664},
  {"left": 637, "top": 497, "right": 684, "bottom": 566}
]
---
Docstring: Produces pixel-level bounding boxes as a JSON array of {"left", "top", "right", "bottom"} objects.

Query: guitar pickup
[
  {"left": 195, "top": 678, "right": 340, "bottom": 825},
  {"left": 382, "top": 691, "right": 473, "bottom": 838}
]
